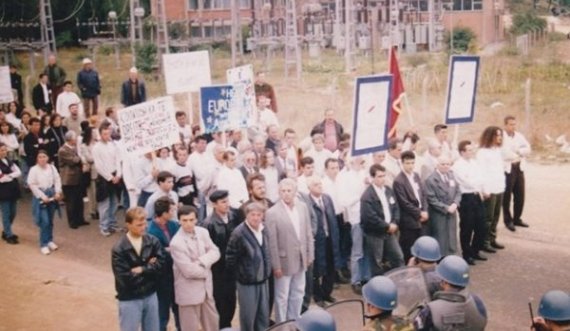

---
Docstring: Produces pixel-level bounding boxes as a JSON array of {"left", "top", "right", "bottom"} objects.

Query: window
[
  {"left": 452, "top": 0, "right": 482, "bottom": 10},
  {"left": 189, "top": 0, "right": 198, "bottom": 9}
]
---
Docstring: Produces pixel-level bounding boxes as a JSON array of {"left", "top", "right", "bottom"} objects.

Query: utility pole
[
  {"left": 284, "top": 0, "right": 302, "bottom": 80},
  {"left": 154, "top": 0, "right": 170, "bottom": 69},
  {"left": 130, "top": 0, "right": 145, "bottom": 66},
  {"left": 344, "top": 0, "right": 355, "bottom": 73},
  {"left": 230, "top": 0, "right": 243, "bottom": 67},
  {"left": 389, "top": 0, "right": 400, "bottom": 49},
  {"left": 40, "top": 0, "right": 57, "bottom": 64}
]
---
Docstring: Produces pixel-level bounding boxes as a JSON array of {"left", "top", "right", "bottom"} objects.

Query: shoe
[
  {"left": 473, "top": 253, "right": 488, "bottom": 261},
  {"left": 514, "top": 220, "right": 529, "bottom": 228},
  {"left": 91, "top": 212, "right": 99, "bottom": 220},
  {"left": 324, "top": 296, "right": 337, "bottom": 303},
  {"left": 100, "top": 229, "right": 112, "bottom": 237},
  {"left": 70, "top": 225, "right": 79, "bottom": 229},
  {"left": 335, "top": 270, "right": 350, "bottom": 284},
  {"left": 5, "top": 236, "right": 18, "bottom": 245},
  {"left": 341, "top": 267, "right": 352, "bottom": 279},
  {"left": 41, "top": 246, "right": 51, "bottom": 255},
  {"left": 352, "top": 283, "right": 363, "bottom": 295},
  {"left": 491, "top": 242, "right": 505, "bottom": 249},
  {"left": 1, "top": 231, "right": 6, "bottom": 240},
  {"left": 482, "top": 246, "right": 497, "bottom": 253},
  {"left": 465, "top": 257, "right": 476, "bottom": 266},
  {"left": 47, "top": 242, "right": 59, "bottom": 251},
  {"left": 505, "top": 222, "right": 516, "bottom": 232},
  {"left": 315, "top": 300, "right": 326, "bottom": 308},
  {"left": 78, "top": 221, "right": 90, "bottom": 226}
]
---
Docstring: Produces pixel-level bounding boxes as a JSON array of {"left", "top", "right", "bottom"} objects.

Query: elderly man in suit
[
  {"left": 425, "top": 155, "right": 462, "bottom": 258},
  {"left": 266, "top": 178, "right": 315, "bottom": 323},
  {"left": 305, "top": 176, "right": 342, "bottom": 307},
  {"left": 170, "top": 206, "right": 220, "bottom": 331},
  {"left": 360, "top": 164, "right": 404, "bottom": 276},
  {"left": 393, "top": 151, "right": 429, "bottom": 263},
  {"left": 239, "top": 150, "right": 260, "bottom": 180},
  {"left": 58, "top": 131, "right": 88, "bottom": 229}
]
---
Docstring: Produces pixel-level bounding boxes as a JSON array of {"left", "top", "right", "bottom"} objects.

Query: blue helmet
[
  {"left": 220, "top": 329, "right": 238, "bottom": 331},
  {"left": 436, "top": 256, "right": 470, "bottom": 287},
  {"left": 296, "top": 309, "right": 336, "bottom": 331},
  {"left": 411, "top": 236, "right": 442, "bottom": 262},
  {"left": 362, "top": 276, "right": 398, "bottom": 311},
  {"left": 538, "top": 290, "right": 570, "bottom": 321}
]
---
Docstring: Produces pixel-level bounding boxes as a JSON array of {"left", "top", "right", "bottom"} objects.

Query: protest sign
[
  {"left": 117, "top": 96, "right": 180, "bottom": 155},
  {"left": 444, "top": 56, "right": 480, "bottom": 124},
  {"left": 163, "top": 51, "right": 211, "bottom": 94},
  {"left": 351, "top": 75, "right": 393, "bottom": 156},
  {"left": 201, "top": 85, "right": 249, "bottom": 134},
  {"left": 227, "top": 64, "right": 256, "bottom": 127},
  {"left": 0, "top": 66, "right": 14, "bottom": 104}
]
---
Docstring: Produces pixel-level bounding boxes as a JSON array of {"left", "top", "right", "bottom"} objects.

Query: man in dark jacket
[
  {"left": 23, "top": 118, "right": 47, "bottom": 167},
  {"left": 58, "top": 131, "right": 88, "bottom": 229},
  {"left": 111, "top": 207, "right": 165, "bottom": 331},
  {"left": 43, "top": 54, "right": 66, "bottom": 107},
  {"left": 32, "top": 73, "right": 53, "bottom": 115},
  {"left": 311, "top": 109, "right": 344, "bottom": 153},
  {"left": 9, "top": 64, "right": 23, "bottom": 106},
  {"left": 202, "top": 190, "right": 241, "bottom": 329},
  {"left": 360, "top": 164, "right": 404, "bottom": 276},
  {"left": 121, "top": 67, "right": 146, "bottom": 107},
  {"left": 76, "top": 58, "right": 101, "bottom": 116},
  {"left": 226, "top": 202, "right": 272, "bottom": 331}
]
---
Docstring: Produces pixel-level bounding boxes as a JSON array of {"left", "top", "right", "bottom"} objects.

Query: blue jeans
[
  {"left": 350, "top": 224, "right": 371, "bottom": 284},
  {"left": 98, "top": 194, "right": 118, "bottom": 232},
  {"left": 118, "top": 293, "right": 160, "bottom": 331},
  {"left": 33, "top": 199, "right": 55, "bottom": 247},
  {"left": 0, "top": 200, "right": 17, "bottom": 237}
]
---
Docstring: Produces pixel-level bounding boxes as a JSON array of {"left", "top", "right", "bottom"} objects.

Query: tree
[
  {"left": 510, "top": 11, "right": 547, "bottom": 35},
  {"left": 445, "top": 27, "right": 477, "bottom": 54}
]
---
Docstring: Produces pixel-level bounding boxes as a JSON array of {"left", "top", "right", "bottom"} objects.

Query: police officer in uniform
[
  {"left": 362, "top": 276, "right": 414, "bottom": 331},
  {"left": 532, "top": 290, "right": 570, "bottom": 331},
  {"left": 297, "top": 308, "right": 337, "bottom": 331},
  {"left": 408, "top": 236, "right": 443, "bottom": 299},
  {"left": 414, "top": 255, "right": 487, "bottom": 330}
]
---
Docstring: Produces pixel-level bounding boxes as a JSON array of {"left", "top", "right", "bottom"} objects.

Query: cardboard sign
[{"left": 163, "top": 51, "right": 211, "bottom": 94}]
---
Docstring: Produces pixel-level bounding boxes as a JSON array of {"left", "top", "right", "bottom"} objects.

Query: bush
[
  {"left": 445, "top": 27, "right": 477, "bottom": 54},
  {"left": 135, "top": 43, "right": 157, "bottom": 74},
  {"left": 510, "top": 12, "right": 547, "bottom": 35}
]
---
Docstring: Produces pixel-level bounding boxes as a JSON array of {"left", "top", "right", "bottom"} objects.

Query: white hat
[
  {"left": 82, "top": 58, "right": 92, "bottom": 65},
  {"left": 129, "top": 67, "right": 138, "bottom": 74}
]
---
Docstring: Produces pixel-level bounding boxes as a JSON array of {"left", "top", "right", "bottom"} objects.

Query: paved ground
[{"left": 0, "top": 162, "right": 569, "bottom": 331}]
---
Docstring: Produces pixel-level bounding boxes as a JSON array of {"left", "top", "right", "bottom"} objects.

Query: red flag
[{"left": 388, "top": 46, "right": 405, "bottom": 138}]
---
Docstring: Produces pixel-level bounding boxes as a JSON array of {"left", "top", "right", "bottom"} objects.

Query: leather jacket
[
  {"left": 111, "top": 234, "right": 165, "bottom": 301},
  {"left": 225, "top": 222, "right": 271, "bottom": 285}
]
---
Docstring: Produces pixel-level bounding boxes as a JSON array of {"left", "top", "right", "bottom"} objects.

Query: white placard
[
  {"left": 0, "top": 66, "right": 14, "bottom": 104},
  {"left": 163, "top": 51, "right": 212, "bottom": 94},
  {"left": 227, "top": 64, "right": 257, "bottom": 128},
  {"left": 445, "top": 56, "right": 480, "bottom": 124},
  {"left": 117, "top": 96, "right": 180, "bottom": 155}
]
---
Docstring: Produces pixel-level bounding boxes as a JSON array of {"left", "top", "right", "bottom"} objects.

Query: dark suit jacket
[
  {"left": 239, "top": 165, "right": 259, "bottom": 181},
  {"left": 392, "top": 171, "right": 428, "bottom": 230},
  {"left": 360, "top": 185, "right": 400, "bottom": 237},
  {"left": 202, "top": 210, "right": 241, "bottom": 279},
  {"left": 121, "top": 79, "right": 146, "bottom": 106},
  {"left": 58, "top": 144, "right": 83, "bottom": 186},
  {"left": 32, "top": 83, "right": 52, "bottom": 112},
  {"left": 308, "top": 193, "right": 342, "bottom": 275},
  {"left": 311, "top": 120, "right": 344, "bottom": 144}
]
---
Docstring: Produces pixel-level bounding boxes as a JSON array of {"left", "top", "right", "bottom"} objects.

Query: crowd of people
[{"left": 1, "top": 55, "right": 569, "bottom": 331}]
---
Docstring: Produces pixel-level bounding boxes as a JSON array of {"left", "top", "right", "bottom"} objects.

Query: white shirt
[
  {"left": 372, "top": 184, "right": 392, "bottom": 224},
  {"left": 41, "top": 83, "right": 50, "bottom": 103},
  {"left": 338, "top": 168, "right": 367, "bottom": 225},
  {"left": 92, "top": 140, "right": 122, "bottom": 181},
  {"left": 27, "top": 164, "right": 62, "bottom": 199},
  {"left": 135, "top": 158, "right": 160, "bottom": 193},
  {"left": 404, "top": 170, "right": 422, "bottom": 208},
  {"left": 476, "top": 147, "right": 505, "bottom": 195},
  {"left": 305, "top": 148, "right": 333, "bottom": 177},
  {"left": 245, "top": 221, "right": 264, "bottom": 245},
  {"left": 296, "top": 175, "right": 309, "bottom": 194},
  {"left": 258, "top": 108, "right": 279, "bottom": 133},
  {"left": 0, "top": 158, "right": 21, "bottom": 183},
  {"left": 122, "top": 154, "right": 141, "bottom": 192},
  {"left": 282, "top": 200, "right": 301, "bottom": 240},
  {"left": 502, "top": 131, "right": 531, "bottom": 173},
  {"left": 188, "top": 151, "right": 215, "bottom": 193},
  {"left": 260, "top": 167, "right": 279, "bottom": 203},
  {"left": 170, "top": 161, "right": 195, "bottom": 198},
  {"left": 127, "top": 232, "right": 143, "bottom": 256},
  {"left": 382, "top": 154, "right": 401, "bottom": 188},
  {"left": 322, "top": 175, "right": 341, "bottom": 215},
  {"left": 215, "top": 166, "right": 249, "bottom": 209},
  {"left": 56, "top": 91, "right": 83, "bottom": 118},
  {"left": 179, "top": 124, "right": 192, "bottom": 146},
  {"left": 0, "top": 134, "right": 19, "bottom": 152},
  {"left": 145, "top": 190, "right": 179, "bottom": 219},
  {"left": 452, "top": 157, "right": 483, "bottom": 194}
]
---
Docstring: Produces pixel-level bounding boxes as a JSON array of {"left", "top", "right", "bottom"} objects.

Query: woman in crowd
[
  {"left": 0, "top": 142, "right": 22, "bottom": 244},
  {"left": 156, "top": 147, "right": 176, "bottom": 171},
  {"left": 27, "top": 150, "right": 63, "bottom": 255},
  {"left": 0, "top": 121, "right": 19, "bottom": 162},
  {"left": 44, "top": 114, "right": 68, "bottom": 168},
  {"left": 259, "top": 148, "right": 279, "bottom": 203},
  {"left": 78, "top": 125, "right": 98, "bottom": 220}
]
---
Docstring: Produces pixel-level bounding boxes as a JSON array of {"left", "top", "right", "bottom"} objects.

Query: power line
[{"left": 54, "top": 0, "right": 86, "bottom": 23}]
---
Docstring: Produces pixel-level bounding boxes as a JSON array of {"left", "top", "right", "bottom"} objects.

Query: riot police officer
[
  {"left": 362, "top": 276, "right": 414, "bottom": 331},
  {"left": 408, "top": 236, "right": 443, "bottom": 298},
  {"left": 296, "top": 308, "right": 337, "bottom": 331},
  {"left": 532, "top": 290, "right": 570, "bottom": 331},
  {"left": 413, "top": 256, "right": 487, "bottom": 330}
]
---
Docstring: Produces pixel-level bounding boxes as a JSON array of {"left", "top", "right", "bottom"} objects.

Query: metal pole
[
  {"left": 231, "top": 0, "right": 237, "bottom": 67},
  {"left": 449, "top": 7, "right": 453, "bottom": 53},
  {"left": 345, "top": 0, "right": 352, "bottom": 73}
]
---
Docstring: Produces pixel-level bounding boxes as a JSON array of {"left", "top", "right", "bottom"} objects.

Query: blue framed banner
[
  {"left": 444, "top": 56, "right": 480, "bottom": 124},
  {"left": 351, "top": 75, "right": 393, "bottom": 156},
  {"left": 200, "top": 85, "right": 233, "bottom": 134}
]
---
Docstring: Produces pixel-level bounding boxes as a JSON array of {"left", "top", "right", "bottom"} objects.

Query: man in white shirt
[
  {"left": 433, "top": 124, "right": 454, "bottom": 160},
  {"left": 92, "top": 123, "right": 122, "bottom": 236},
  {"left": 62, "top": 103, "right": 84, "bottom": 136},
  {"left": 135, "top": 152, "right": 160, "bottom": 207},
  {"left": 175, "top": 111, "right": 192, "bottom": 146},
  {"left": 215, "top": 150, "right": 249, "bottom": 210},
  {"left": 284, "top": 128, "right": 299, "bottom": 171},
  {"left": 56, "top": 81, "right": 83, "bottom": 118},
  {"left": 257, "top": 95, "right": 279, "bottom": 134},
  {"left": 305, "top": 134, "right": 333, "bottom": 177},
  {"left": 453, "top": 140, "right": 487, "bottom": 264},
  {"left": 144, "top": 171, "right": 179, "bottom": 220},
  {"left": 382, "top": 138, "right": 403, "bottom": 187},
  {"left": 296, "top": 157, "right": 315, "bottom": 195},
  {"left": 501, "top": 115, "right": 531, "bottom": 229}
]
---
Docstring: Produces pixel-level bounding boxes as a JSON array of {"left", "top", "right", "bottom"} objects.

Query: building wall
[{"left": 441, "top": 0, "right": 505, "bottom": 46}]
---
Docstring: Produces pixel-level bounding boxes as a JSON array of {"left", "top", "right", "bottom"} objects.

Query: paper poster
[
  {"left": 163, "top": 51, "right": 212, "bottom": 94},
  {"left": 0, "top": 66, "right": 14, "bottom": 104},
  {"left": 444, "top": 56, "right": 480, "bottom": 124},
  {"left": 200, "top": 85, "right": 248, "bottom": 134}
]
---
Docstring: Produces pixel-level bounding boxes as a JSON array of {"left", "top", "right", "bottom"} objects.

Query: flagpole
[{"left": 403, "top": 93, "right": 415, "bottom": 128}]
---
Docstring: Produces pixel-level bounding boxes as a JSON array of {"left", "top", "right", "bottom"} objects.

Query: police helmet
[
  {"left": 411, "top": 236, "right": 442, "bottom": 262},
  {"left": 362, "top": 276, "right": 398, "bottom": 311},
  {"left": 436, "top": 255, "right": 470, "bottom": 287},
  {"left": 296, "top": 308, "right": 336, "bottom": 331},
  {"left": 538, "top": 290, "right": 570, "bottom": 321},
  {"left": 220, "top": 329, "right": 237, "bottom": 331}
]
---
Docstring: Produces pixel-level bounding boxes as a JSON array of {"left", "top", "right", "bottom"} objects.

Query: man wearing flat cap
[
  {"left": 201, "top": 190, "right": 241, "bottom": 329},
  {"left": 121, "top": 67, "right": 146, "bottom": 107},
  {"left": 76, "top": 58, "right": 101, "bottom": 117}
]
